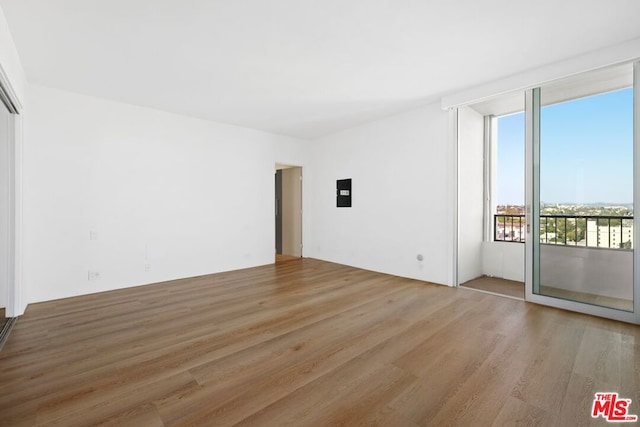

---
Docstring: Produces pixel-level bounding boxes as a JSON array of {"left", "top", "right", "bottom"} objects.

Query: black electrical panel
[{"left": 337, "top": 179, "right": 352, "bottom": 207}]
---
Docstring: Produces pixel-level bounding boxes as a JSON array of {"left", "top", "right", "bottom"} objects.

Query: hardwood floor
[
  {"left": 275, "top": 254, "right": 302, "bottom": 264},
  {"left": 539, "top": 285, "right": 633, "bottom": 312},
  {"left": 461, "top": 276, "right": 525, "bottom": 299},
  {"left": 461, "top": 276, "right": 633, "bottom": 311},
  {"left": 1, "top": 258, "right": 639, "bottom": 426}
]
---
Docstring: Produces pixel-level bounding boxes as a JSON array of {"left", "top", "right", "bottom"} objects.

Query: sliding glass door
[{"left": 526, "top": 62, "right": 640, "bottom": 323}]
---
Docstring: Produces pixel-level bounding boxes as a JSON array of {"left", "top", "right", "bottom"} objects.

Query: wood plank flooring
[
  {"left": 1, "top": 258, "right": 639, "bottom": 426},
  {"left": 275, "top": 254, "right": 301, "bottom": 264},
  {"left": 539, "top": 285, "right": 633, "bottom": 312},
  {"left": 461, "top": 275, "right": 632, "bottom": 311},
  {"left": 460, "top": 276, "right": 525, "bottom": 299}
]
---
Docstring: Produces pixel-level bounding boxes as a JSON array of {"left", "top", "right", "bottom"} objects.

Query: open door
[
  {"left": 275, "top": 165, "right": 302, "bottom": 262},
  {"left": 525, "top": 62, "right": 640, "bottom": 324}
]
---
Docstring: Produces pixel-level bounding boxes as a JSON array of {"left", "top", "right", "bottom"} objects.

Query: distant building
[
  {"left": 540, "top": 232, "right": 557, "bottom": 244},
  {"left": 493, "top": 208, "right": 634, "bottom": 250},
  {"left": 586, "top": 220, "right": 633, "bottom": 249},
  {"left": 495, "top": 220, "right": 525, "bottom": 241}
]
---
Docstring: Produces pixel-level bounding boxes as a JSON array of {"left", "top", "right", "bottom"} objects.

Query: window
[
  {"left": 539, "top": 86, "right": 633, "bottom": 249},
  {"left": 493, "top": 112, "right": 525, "bottom": 242}
]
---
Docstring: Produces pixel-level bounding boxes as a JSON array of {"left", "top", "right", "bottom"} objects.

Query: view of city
[
  {"left": 494, "top": 87, "right": 633, "bottom": 251},
  {"left": 495, "top": 204, "right": 634, "bottom": 249}
]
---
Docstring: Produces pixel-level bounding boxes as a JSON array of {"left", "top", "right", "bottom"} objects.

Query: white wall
[
  {"left": 482, "top": 241, "right": 525, "bottom": 282},
  {"left": 305, "top": 103, "right": 453, "bottom": 285},
  {"left": 457, "top": 107, "right": 484, "bottom": 284},
  {"left": 481, "top": 241, "right": 633, "bottom": 299},
  {"left": 0, "top": 5, "right": 26, "bottom": 316},
  {"left": 540, "top": 245, "right": 632, "bottom": 300},
  {"left": 23, "top": 85, "right": 307, "bottom": 304},
  {"left": 0, "top": 5, "right": 25, "bottom": 107}
]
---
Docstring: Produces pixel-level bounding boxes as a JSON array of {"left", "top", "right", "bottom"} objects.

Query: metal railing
[
  {"left": 494, "top": 214, "right": 634, "bottom": 249},
  {"left": 494, "top": 214, "right": 525, "bottom": 242}
]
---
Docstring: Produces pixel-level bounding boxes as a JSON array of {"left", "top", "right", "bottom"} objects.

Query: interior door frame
[
  {"left": 274, "top": 163, "right": 304, "bottom": 259},
  {"left": 0, "top": 63, "right": 23, "bottom": 318},
  {"left": 275, "top": 169, "right": 283, "bottom": 255},
  {"left": 524, "top": 62, "right": 640, "bottom": 324}
]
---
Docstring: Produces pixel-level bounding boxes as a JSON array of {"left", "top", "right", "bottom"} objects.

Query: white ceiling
[{"left": 2, "top": 0, "right": 640, "bottom": 139}]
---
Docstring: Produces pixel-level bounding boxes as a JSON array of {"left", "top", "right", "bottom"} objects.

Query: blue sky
[{"left": 496, "top": 87, "right": 633, "bottom": 205}]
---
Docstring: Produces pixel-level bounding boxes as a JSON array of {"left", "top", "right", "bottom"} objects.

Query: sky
[{"left": 496, "top": 87, "right": 633, "bottom": 205}]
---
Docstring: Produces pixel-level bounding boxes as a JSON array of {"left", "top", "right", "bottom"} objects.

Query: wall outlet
[
  {"left": 88, "top": 270, "right": 100, "bottom": 281},
  {"left": 89, "top": 231, "right": 99, "bottom": 241},
  {"left": 144, "top": 263, "right": 151, "bottom": 272}
]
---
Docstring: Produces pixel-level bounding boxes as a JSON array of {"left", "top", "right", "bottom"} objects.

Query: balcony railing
[
  {"left": 494, "top": 215, "right": 526, "bottom": 243},
  {"left": 494, "top": 214, "right": 634, "bottom": 249}
]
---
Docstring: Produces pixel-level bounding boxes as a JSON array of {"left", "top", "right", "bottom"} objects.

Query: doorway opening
[
  {"left": 457, "top": 61, "right": 640, "bottom": 323},
  {"left": 457, "top": 91, "right": 526, "bottom": 300},
  {"left": 275, "top": 164, "right": 302, "bottom": 264},
  {"left": 526, "top": 63, "right": 637, "bottom": 321}
]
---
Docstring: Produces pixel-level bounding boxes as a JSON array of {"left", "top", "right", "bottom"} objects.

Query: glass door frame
[{"left": 524, "top": 61, "right": 640, "bottom": 324}]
